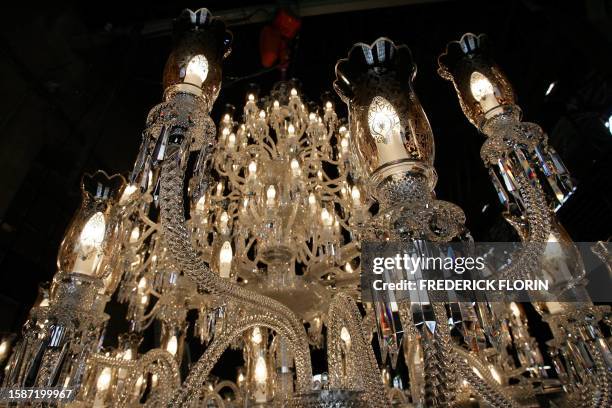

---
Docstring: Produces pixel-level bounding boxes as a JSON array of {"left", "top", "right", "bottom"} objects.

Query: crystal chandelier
[{"left": 1, "top": 8, "right": 610, "bottom": 408}]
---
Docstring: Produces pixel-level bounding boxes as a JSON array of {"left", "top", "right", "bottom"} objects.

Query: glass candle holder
[
  {"left": 57, "top": 171, "right": 126, "bottom": 279},
  {"left": 162, "top": 8, "right": 232, "bottom": 106},
  {"left": 437, "top": 33, "right": 517, "bottom": 129},
  {"left": 334, "top": 38, "right": 435, "bottom": 192}
]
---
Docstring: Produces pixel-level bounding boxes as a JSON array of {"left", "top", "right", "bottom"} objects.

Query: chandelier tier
[{"left": 1, "top": 8, "right": 610, "bottom": 408}]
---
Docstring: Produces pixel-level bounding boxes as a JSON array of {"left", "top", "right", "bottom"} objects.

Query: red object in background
[{"left": 259, "top": 9, "right": 301, "bottom": 68}]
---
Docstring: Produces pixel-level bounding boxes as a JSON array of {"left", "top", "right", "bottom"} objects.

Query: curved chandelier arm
[
  {"left": 496, "top": 172, "right": 550, "bottom": 280},
  {"left": 158, "top": 144, "right": 313, "bottom": 391},
  {"left": 452, "top": 346, "right": 521, "bottom": 408},
  {"left": 326, "top": 293, "right": 389, "bottom": 408},
  {"left": 169, "top": 311, "right": 308, "bottom": 406}
]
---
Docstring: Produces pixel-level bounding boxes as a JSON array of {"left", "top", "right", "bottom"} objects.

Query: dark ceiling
[{"left": 0, "top": 0, "right": 611, "bottom": 332}]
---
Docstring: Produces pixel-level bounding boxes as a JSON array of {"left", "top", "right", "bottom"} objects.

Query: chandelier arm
[
  {"left": 452, "top": 346, "right": 522, "bottom": 408},
  {"left": 170, "top": 311, "right": 307, "bottom": 406},
  {"left": 158, "top": 144, "right": 313, "bottom": 392},
  {"left": 327, "top": 293, "right": 389, "bottom": 407},
  {"left": 497, "top": 172, "right": 551, "bottom": 280}
]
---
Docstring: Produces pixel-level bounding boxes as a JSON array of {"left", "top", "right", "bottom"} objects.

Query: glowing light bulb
[
  {"left": 266, "top": 185, "right": 276, "bottom": 207},
  {"left": 251, "top": 327, "right": 263, "bottom": 345},
  {"left": 259, "top": 110, "right": 266, "bottom": 119},
  {"left": 287, "top": 123, "right": 296, "bottom": 137},
  {"left": 273, "top": 100, "right": 279, "bottom": 109},
  {"left": 119, "top": 184, "right": 138, "bottom": 204},
  {"left": 227, "top": 133, "right": 236, "bottom": 149},
  {"left": 79, "top": 212, "right": 106, "bottom": 251},
  {"left": 254, "top": 355, "right": 268, "bottom": 383},
  {"left": 223, "top": 113, "right": 231, "bottom": 123},
  {"left": 248, "top": 161, "right": 257, "bottom": 175},
  {"left": 321, "top": 208, "right": 333, "bottom": 227},
  {"left": 340, "top": 137, "right": 349, "bottom": 153},
  {"left": 138, "top": 277, "right": 147, "bottom": 290},
  {"left": 308, "top": 193, "right": 317, "bottom": 211},
  {"left": 345, "top": 263, "right": 353, "bottom": 273},
  {"left": 469, "top": 71, "right": 499, "bottom": 113},
  {"left": 340, "top": 327, "right": 351, "bottom": 344},
  {"left": 96, "top": 367, "right": 112, "bottom": 392},
  {"left": 237, "top": 372, "right": 245, "bottom": 385},
  {"left": 308, "top": 112, "right": 316, "bottom": 122},
  {"left": 0, "top": 341, "right": 9, "bottom": 358},
  {"left": 184, "top": 55, "right": 209, "bottom": 86},
  {"left": 195, "top": 194, "right": 207, "bottom": 214},
  {"left": 247, "top": 93, "right": 255, "bottom": 102},
  {"left": 368, "top": 96, "right": 400, "bottom": 144},
  {"left": 122, "top": 349, "right": 133, "bottom": 360},
  {"left": 129, "top": 226, "right": 140, "bottom": 243},
  {"left": 166, "top": 335, "right": 178, "bottom": 356},
  {"left": 325, "top": 101, "right": 333, "bottom": 110},
  {"left": 351, "top": 186, "right": 361, "bottom": 207},
  {"left": 216, "top": 182, "right": 224, "bottom": 196},
  {"left": 140, "top": 294, "right": 149, "bottom": 305},
  {"left": 290, "top": 159, "right": 301, "bottom": 176},
  {"left": 290, "top": 88, "right": 298, "bottom": 97},
  {"left": 74, "top": 212, "right": 106, "bottom": 275},
  {"left": 219, "top": 241, "right": 233, "bottom": 278}
]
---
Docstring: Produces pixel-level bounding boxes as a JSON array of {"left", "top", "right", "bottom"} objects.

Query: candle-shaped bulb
[
  {"left": 166, "top": 335, "right": 178, "bottom": 356},
  {"left": 219, "top": 241, "right": 233, "bottom": 278},
  {"left": 227, "top": 133, "right": 236, "bottom": 149},
  {"left": 129, "top": 226, "right": 140, "bottom": 243},
  {"left": 248, "top": 161, "right": 257, "bottom": 175},
  {"left": 287, "top": 123, "right": 296, "bottom": 137},
  {"left": 509, "top": 302, "right": 521, "bottom": 318},
  {"left": 195, "top": 194, "right": 207, "bottom": 214},
  {"left": 266, "top": 185, "right": 276, "bottom": 207},
  {"left": 320, "top": 208, "right": 333, "bottom": 227},
  {"left": 247, "top": 93, "right": 255, "bottom": 102},
  {"left": 119, "top": 184, "right": 138, "bottom": 205},
  {"left": 470, "top": 71, "right": 499, "bottom": 113},
  {"left": 216, "top": 182, "right": 224, "bottom": 196},
  {"left": 290, "top": 88, "right": 298, "bottom": 97},
  {"left": 251, "top": 327, "right": 263, "bottom": 345},
  {"left": 325, "top": 101, "right": 333, "bottom": 110},
  {"left": 273, "top": 100, "right": 280, "bottom": 109},
  {"left": 184, "top": 55, "right": 209, "bottom": 87},
  {"left": 351, "top": 186, "right": 361, "bottom": 207},
  {"left": 96, "top": 367, "right": 112, "bottom": 392},
  {"left": 308, "top": 112, "right": 316, "bottom": 122},
  {"left": 308, "top": 193, "right": 317, "bottom": 208},
  {"left": 340, "top": 137, "right": 349, "bottom": 153},
  {"left": 345, "top": 262, "right": 354, "bottom": 273},
  {"left": 138, "top": 276, "right": 147, "bottom": 290},
  {"left": 254, "top": 355, "right": 268, "bottom": 383},
  {"left": 290, "top": 159, "right": 301, "bottom": 176},
  {"left": 79, "top": 212, "right": 106, "bottom": 252},
  {"left": 259, "top": 110, "right": 266, "bottom": 119}
]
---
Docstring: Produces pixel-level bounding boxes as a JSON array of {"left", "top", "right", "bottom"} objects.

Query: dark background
[{"left": 0, "top": 0, "right": 610, "bottom": 339}]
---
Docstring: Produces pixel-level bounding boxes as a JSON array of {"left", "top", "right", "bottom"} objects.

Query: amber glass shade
[
  {"left": 162, "top": 8, "right": 232, "bottom": 103},
  {"left": 57, "top": 171, "right": 126, "bottom": 279},
  {"left": 334, "top": 38, "right": 435, "bottom": 188},
  {"left": 438, "top": 33, "right": 517, "bottom": 128}
]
